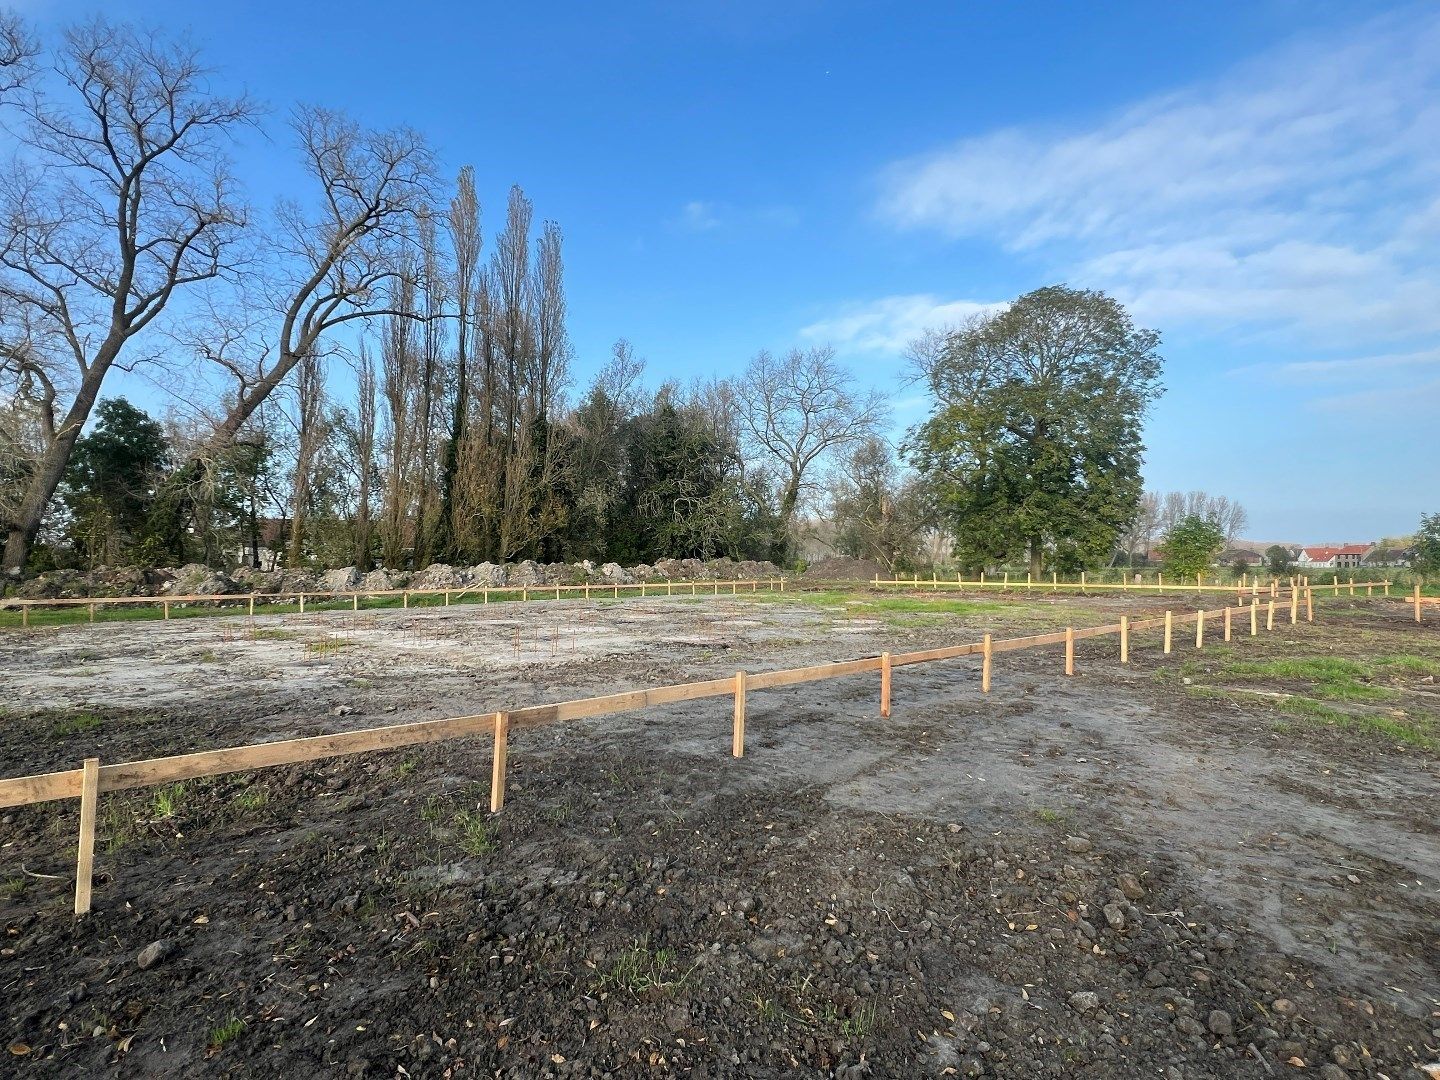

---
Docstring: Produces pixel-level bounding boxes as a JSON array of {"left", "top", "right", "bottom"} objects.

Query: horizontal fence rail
[
  {"left": 873, "top": 572, "right": 1392, "bottom": 599},
  {"left": 0, "top": 577, "right": 786, "bottom": 628},
  {"left": 1, "top": 581, "right": 1393, "bottom": 916}
]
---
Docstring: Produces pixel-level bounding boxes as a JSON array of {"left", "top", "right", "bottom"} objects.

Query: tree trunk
[
  {"left": 1, "top": 338, "right": 123, "bottom": 574},
  {"left": 1028, "top": 537, "right": 1044, "bottom": 579}
]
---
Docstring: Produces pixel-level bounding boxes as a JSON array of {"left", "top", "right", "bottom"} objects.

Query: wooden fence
[
  {"left": 1, "top": 585, "right": 1340, "bottom": 916},
  {"left": 1414, "top": 585, "right": 1439, "bottom": 623},
  {"left": 874, "top": 572, "right": 1392, "bottom": 600},
  {"left": 0, "top": 577, "right": 785, "bottom": 628}
]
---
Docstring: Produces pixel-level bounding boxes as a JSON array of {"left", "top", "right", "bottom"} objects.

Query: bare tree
[
  {"left": 0, "top": 11, "right": 37, "bottom": 94},
  {"left": 733, "top": 346, "right": 886, "bottom": 545},
  {"left": 195, "top": 106, "right": 433, "bottom": 459},
  {"left": 285, "top": 352, "right": 326, "bottom": 565},
  {"left": 0, "top": 20, "right": 252, "bottom": 572}
]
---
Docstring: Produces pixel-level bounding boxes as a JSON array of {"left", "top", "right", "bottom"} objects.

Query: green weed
[
  {"left": 51, "top": 711, "right": 102, "bottom": 737},
  {"left": 208, "top": 1017, "right": 245, "bottom": 1049},
  {"left": 151, "top": 782, "right": 188, "bottom": 819}
]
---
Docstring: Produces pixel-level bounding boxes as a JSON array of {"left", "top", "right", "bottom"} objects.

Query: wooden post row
[
  {"left": 880, "top": 652, "right": 892, "bottom": 717},
  {"left": 490, "top": 712, "right": 509, "bottom": 813},
  {"left": 732, "top": 671, "right": 747, "bottom": 757},
  {"left": 74, "top": 757, "right": 100, "bottom": 915}
]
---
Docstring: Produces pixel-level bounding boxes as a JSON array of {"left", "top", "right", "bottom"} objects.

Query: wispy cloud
[
  {"left": 800, "top": 293, "right": 1003, "bottom": 353},
  {"left": 877, "top": 10, "right": 1440, "bottom": 346},
  {"left": 677, "top": 199, "right": 721, "bottom": 232},
  {"left": 671, "top": 199, "right": 800, "bottom": 234}
]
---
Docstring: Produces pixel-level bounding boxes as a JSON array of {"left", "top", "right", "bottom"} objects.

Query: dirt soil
[{"left": 1, "top": 590, "right": 1437, "bottom": 1078}]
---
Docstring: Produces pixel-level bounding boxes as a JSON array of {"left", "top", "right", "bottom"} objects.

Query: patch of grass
[
  {"left": 1032, "top": 806, "right": 1068, "bottom": 825},
  {"left": 208, "top": 1017, "right": 245, "bottom": 1050},
  {"left": 1, "top": 875, "right": 28, "bottom": 899},
  {"left": 304, "top": 637, "right": 354, "bottom": 656},
  {"left": 100, "top": 802, "right": 137, "bottom": 854},
  {"left": 151, "top": 782, "right": 188, "bottom": 819},
  {"left": 453, "top": 810, "right": 496, "bottom": 856},
  {"left": 232, "top": 786, "right": 269, "bottom": 812},
  {"left": 595, "top": 941, "right": 695, "bottom": 996},
  {"left": 1275, "top": 696, "right": 1437, "bottom": 749},
  {"left": 249, "top": 627, "right": 299, "bottom": 642},
  {"left": 420, "top": 794, "right": 446, "bottom": 824},
  {"left": 395, "top": 755, "right": 418, "bottom": 778},
  {"left": 51, "top": 710, "right": 102, "bottom": 737}
]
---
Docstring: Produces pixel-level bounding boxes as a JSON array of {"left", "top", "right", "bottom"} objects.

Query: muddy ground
[{"left": 1, "top": 588, "right": 1438, "bottom": 1078}]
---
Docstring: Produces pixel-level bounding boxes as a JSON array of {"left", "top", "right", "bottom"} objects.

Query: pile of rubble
[{"left": 8, "top": 557, "right": 783, "bottom": 600}]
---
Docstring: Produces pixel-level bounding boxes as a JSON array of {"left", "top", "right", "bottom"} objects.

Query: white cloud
[
  {"left": 877, "top": 10, "right": 1440, "bottom": 345},
  {"left": 800, "top": 293, "right": 1004, "bottom": 353},
  {"left": 677, "top": 200, "right": 721, "bottom": 231}
]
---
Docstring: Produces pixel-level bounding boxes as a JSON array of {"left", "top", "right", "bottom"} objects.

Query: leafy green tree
[
  {"left": 1413, "top": 512, "right": 1440, "bottom": 579},
  {"left": 1161, "top": 515, "right": 1225, "bottom": 581},
  {"left": 908, "top": 285, "right": 1164, "bottom": 577},
  {"left": 60, "top": 398, "right": 170, "bottom": 566},
  {"left": 1264, "top": 544, "right": 1294, "bottom": 577}
]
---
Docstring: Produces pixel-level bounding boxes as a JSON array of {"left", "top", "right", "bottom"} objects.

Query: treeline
[{"left": 0, "top": 17, "right": 897, "bottom": 576}]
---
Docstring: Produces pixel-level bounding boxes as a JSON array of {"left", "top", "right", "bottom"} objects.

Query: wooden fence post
[
  {"left": 1348, "top": 577, "right": 1355, "bottom": 596},
  {"left": 404, "top": 591, "right": 410, "bottom": 609},
  {"left": 982, "top": 634, "right": 993, "bottom": 692},
  {"left": 445, "top": 591, "right": 451, "bottom": 607},
  {"left": 1416, "top": 585, "right": 1424, "bottom": 624},
  {"left": 1289, "top": 587, "right": 1299, "bottom": 624},
  {"left": 248, "top": 595, "right": 255, "bottom": 617},
  {"left": 163, "top": 601, "right": 170, "bottom": 620},
  {"left": 1250, "top": 599, "right": 1258, "bottom": 636},
  {"left": 1163, "top": 610, "right": 1172, "bottom": 654},
  {"left": 1305, "top": 588, "right": 1313, "bottom": 622},
  {"left": 490, "top": 712, "right": 509, "bottom": 813},
  {"left": 21, "top": 603, "right": 28, "bottom": 628},
  {"left": 880, "top": 652, "right": 892, "bottom": 717},
  {"left": 1224, "top": 606, "right": 1232, "bottom": 641},
  {"left": 1120, "top": 616, "right": 1129, "bottom": 664},
  {"left": 1195, "top": 610, "right": 1205, "bottom": 649},
  {"left": 353, "top": 594, "right": 359, "bottom": 611},
  {"left": 1267, "top": 599, "right": 1275, "bottom": 631},
  {"left": 89, "top": 602, "right": 95, "bottom": 623},
  {"left": 1064, "top": 627, "right": 1074, "bottom": 676},
  {"left": 732, "top": 671, "right": 747, "bottom": 757},
  {"left": 74, "top": 757, "right": 99, "bottom": 915},
  {"left": 299, "top": 593, "right": 305, "bottom": 614}
]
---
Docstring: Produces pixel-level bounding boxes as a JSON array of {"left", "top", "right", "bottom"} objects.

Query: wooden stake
[
  {"left": 1266, "top": 599, "right": 1275, "bottom": 631},
  {"left": 445, "top": 591, "right": 451, "bottom": 607},
  {"left": 1250, "top": 599, "right": 1258, "bottom": 636},
  {"left": 880, "top": 652, "right": 892, "bottom": 717},
  {"left": 353, "top": 594, "right": 359, "bottom": 611},
  {"left": 1064, "top": 627, "right": 1074, "bottom": 676},
  {"left": 1163, "top": 610, "right": 1172, "bottom": 654},
  {"left": 89, "top": 603, "right": 95, "bottom": 623},
  {"left": 74, "top": 757, "right": 99, "bottom": 915},
  {"left": 299, "top": 593, "right": 305, "bottom": 614},
  {"left": 249, "top": 595, "right": 255, "bottom": 617},
  {"left": 404, "top": 591, "right": 410, "bottom": 609},
  {"left": 489, "top": 712, "right": 509, "bottom": 813},
  {"left": 1417, "top": 584, "right": 1424, "bottom": 624},
  {"left": 21, "top": 604, "right": 27, "bottom": 628},
  {"left": 1224, "top": 606, "right": 1232, "bottom": 641},
  {"left": 981, "top": 634, "right": 993, "bottom": 691},
  {"left": 732, "top": 671, "right": 747, "bottom": 757},
  {"left": 1120, "top": 616, "right": 1129, "bottom": 664},
  {"left": 163, "top": 601, "right": 170, "bottom": 620},
  {"left": 1195, "top": 610, "right": 1205, "bottom": 649},
  {"left": 1289, "top": 587, "right": 1299, "bottom": 624}
]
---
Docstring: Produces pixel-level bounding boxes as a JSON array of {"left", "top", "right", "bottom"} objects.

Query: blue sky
[{"left": 21, "top": 0, "right": 1440, "bottom": 541}]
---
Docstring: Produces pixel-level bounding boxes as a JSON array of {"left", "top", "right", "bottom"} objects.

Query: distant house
[
  {"left": 1295, "top": 543, "right": 1371, "bottom": 570},
  {"left": 1219, "top": 547, "right": 1260, "bottom": 567},
  {"left": 1364, "top": 546, "right": 1413, "bottom": 568}
]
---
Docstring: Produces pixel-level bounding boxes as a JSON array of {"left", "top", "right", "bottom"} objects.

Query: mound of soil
[{"left": 801, "top": 556, "right": 887, "bottom": 582}]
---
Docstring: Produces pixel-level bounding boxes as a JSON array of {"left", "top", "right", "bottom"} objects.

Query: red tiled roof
[{"left": 1301, "top": 544, "right": 1371, "bottom": 560}]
